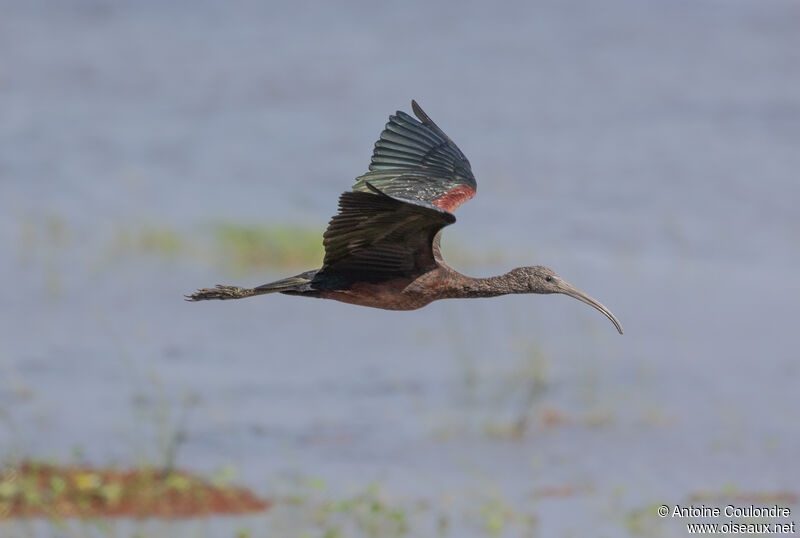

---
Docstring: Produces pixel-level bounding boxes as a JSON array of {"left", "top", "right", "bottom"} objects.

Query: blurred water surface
[{"left": 1, "top": 0, "right": 799, "bottom": 536}]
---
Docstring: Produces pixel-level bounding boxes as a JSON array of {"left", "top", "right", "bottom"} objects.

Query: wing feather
[
  {"left": 353, "top": 101, "right": 477, "bottom": 212},
  {"left": 320, "top": 188, "right": 455, "bottom": 280}
]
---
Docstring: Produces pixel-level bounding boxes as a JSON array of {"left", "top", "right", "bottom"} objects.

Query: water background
[{"left": 2, "top": 1, "right": 799, "bottom": 536}]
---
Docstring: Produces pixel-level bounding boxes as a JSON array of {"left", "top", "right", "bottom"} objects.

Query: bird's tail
[{"left": 186, "top": 271, "right": 315, "bottom": 302}]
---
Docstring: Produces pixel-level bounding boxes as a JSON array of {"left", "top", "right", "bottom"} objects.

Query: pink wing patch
[{"left": 432, "top": 185, "right": 476, "bottom": 213}]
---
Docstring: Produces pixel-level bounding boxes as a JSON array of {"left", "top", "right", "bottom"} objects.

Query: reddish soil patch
[{"left": 0, "top": 462, "right": 270, "bottom": 519}]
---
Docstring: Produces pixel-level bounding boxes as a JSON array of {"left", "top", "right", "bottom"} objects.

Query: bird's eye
[{"left": 545, "top": 275, "right": 552, "bottom": 282}]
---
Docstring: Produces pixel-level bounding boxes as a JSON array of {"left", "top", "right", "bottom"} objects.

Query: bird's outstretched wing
[
  {"left": 319, "top": 186, "right": 456, "bottom": 281},
  {"left": 352, "top": 100, "right": 476, "bottom": 213}
]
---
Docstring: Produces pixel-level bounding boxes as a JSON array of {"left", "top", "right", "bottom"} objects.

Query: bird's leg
[{"left": 185, "top": 285, "right": 258, "bottom": 301}]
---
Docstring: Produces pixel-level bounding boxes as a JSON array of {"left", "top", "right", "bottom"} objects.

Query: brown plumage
[{"left": 188, "top": 100, "right": 623, "bottom": 334}]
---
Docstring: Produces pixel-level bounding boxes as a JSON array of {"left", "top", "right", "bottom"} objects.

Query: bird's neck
[{"left": 445, "top": 273, "right": 522, "bottom": 299}]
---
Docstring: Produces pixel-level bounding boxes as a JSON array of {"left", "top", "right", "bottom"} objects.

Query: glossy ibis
[{"left": 188, "top": 101, "right": 623, "bottom": 334}]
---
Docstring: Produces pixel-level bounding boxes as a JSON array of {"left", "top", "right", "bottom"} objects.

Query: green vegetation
[
  {"left": 213, "top": 222, "right": 323, "bottom": 273},
  {"left": 268, "top": 479, "right": 543, "bottom": 538},
  {"left": 623, "top": 503, "right": 665, "bottom": 535},
  {"left": 311, "top": 483, "right": 410, "bottom": 538},
  {"left": 115, "top": 226, "right": 184, "bottom": 258},
  {"left": 105, "top": 221, "right": 324, "bottom": 273}
]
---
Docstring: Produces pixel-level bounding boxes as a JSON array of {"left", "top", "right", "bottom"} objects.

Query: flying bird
[{"left": 188, "top": 101, "right": 623, "bottom": 334}]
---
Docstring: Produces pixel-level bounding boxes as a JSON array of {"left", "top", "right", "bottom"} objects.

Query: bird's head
[{"left": 507, "top": 266, "right": 623, "bottom": 334}]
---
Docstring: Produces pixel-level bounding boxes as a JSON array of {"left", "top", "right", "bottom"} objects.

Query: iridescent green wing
[{"left": 352, "top": 100, "right": 477, "bottom": 213}]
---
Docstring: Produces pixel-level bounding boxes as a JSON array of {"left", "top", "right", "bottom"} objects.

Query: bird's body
[
  {"left": 269, "top": 266, "right": 508, "bottom": 311},
  {"left": 189, "top": 101, "right": 623, "bottom": 334},
  {"left": 291, "top": 272, "right": 441, "bottom": 311}
]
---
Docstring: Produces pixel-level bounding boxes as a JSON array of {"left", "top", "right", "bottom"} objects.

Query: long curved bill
[{"left": 558, "top": 281, "right": 623, "bottom": 334}]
